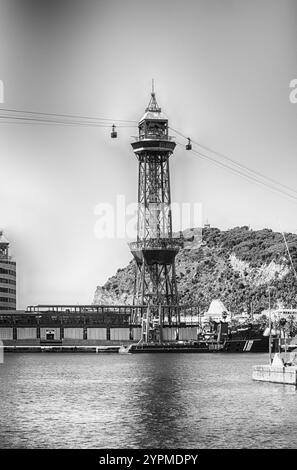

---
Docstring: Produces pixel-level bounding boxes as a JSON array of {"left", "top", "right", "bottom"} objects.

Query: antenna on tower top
[{"left": 145, "top": 79, "right": 161, "bottom": 112}]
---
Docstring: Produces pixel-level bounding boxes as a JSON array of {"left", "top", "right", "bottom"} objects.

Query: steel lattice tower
[{"left": 129, "top": 89, "right": 181, "bottom": 320}]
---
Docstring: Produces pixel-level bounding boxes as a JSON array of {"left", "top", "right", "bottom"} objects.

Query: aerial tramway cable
[
  {"left": 1, "top": 105, "right": 297, "bottom": 204},
  {"left": 170, "top": 126, "right": 297, "bottom": 198},
  {"left": 175, "top": 141, "right": 297, "bottom": 204},
  {"left": 0, "top": 106, "right": 137, "bottom": 124}
]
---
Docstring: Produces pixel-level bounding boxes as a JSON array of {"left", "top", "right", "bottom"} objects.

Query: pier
[{"left": 3, "top": 345, "right": 122, "bottom": 354}]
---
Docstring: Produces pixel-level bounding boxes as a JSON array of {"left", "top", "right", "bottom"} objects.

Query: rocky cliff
[{"left": 93, "top": 226, "right": 297, "bottom": 314}]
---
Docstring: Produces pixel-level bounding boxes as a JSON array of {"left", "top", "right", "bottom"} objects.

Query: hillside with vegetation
[{"left": 93, "top": 226, "right": 297, "bottom": 315}]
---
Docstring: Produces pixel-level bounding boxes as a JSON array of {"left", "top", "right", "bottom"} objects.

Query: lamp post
[
  {"left": 279, "top": 317, "right": 287, "bottom": 360},
  {"left": 268, "top": 286, "right": 276, "bottom": 365}
]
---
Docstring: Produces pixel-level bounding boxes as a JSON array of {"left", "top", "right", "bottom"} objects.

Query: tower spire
[{"left": 145, "top": 80, "right": 161, "bottom": 113}]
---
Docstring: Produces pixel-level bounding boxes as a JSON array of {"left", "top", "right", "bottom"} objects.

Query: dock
[{"left": 4, "top": 345, "right": 122, "bottom": 353}]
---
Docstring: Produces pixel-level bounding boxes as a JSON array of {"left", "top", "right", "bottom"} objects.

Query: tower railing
[
  {"left": 0, "top": 254, "right": 12, "bottom": 260},
  {"left": 135, "top": 135, "right": 173, "bottom": 142},
  {"left": 129, "top": 239, "right": 183, "bottom": 251}
]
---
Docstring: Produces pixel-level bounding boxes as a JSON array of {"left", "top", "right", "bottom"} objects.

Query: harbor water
[{"left": 0, "top": 352, "right": 297, "bottom": 449}]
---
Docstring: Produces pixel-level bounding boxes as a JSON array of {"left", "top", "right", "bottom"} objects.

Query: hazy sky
[{"left": 1, "top": 0, "right": 297, "bottom": 308}]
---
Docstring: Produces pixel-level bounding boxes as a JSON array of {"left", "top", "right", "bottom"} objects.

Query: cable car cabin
[
  {"left": 186, "top": 138, "right": 192, "bottom": 150},
  {"left": 111, "top": 124, "right": 117, "bottom": 138}
]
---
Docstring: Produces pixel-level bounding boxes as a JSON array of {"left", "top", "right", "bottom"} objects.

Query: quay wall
[
  {"left": 110, "top": 327, "right": 130, "bottom": 341},
  {"left": 0, "top": 326, "right": 145, "bottom": 344},
  {"left": 0, "top": 327, "right": 13, "bottom": 339},
  {"left": 87, "top": 328, "right": 106, "bottom": 340},
  {"left": 63, "top": 328, "right": 84, "bottom": 340},
  {"left": 0, "top": 325, "right": 197, "bottom": 345},
  {"left": 17, "top": 327, "right": 37, "bottom": 339}
]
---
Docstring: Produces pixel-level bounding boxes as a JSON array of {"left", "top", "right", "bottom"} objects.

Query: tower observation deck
[{"left": 129, "top": 89, "right": 183, "bottom": 328}]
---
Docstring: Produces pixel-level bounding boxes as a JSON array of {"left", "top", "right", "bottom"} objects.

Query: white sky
[{"left": 1, "top": 0, "right": 297, "bottom": 308}]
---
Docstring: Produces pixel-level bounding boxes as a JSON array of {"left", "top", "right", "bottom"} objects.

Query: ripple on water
[{"left": 0, "top": 353, "right": 297, "bottom": 448}]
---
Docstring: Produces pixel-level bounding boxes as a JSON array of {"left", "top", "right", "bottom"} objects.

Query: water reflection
[{"left": 130, "top": 354, "right": 190, "bottom": 448}]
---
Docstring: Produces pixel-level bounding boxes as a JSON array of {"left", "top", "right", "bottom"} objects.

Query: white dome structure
[{"left": 203, "top": 299, "right": 231, "bottom": 323}]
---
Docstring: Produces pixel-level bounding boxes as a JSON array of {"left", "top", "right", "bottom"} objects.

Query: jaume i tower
[
  {"left": 129, "top": 88, "right": 182, "bottom": 332},
  {"left": 0, "top": 231, "right": 16, "bottom": 311}
]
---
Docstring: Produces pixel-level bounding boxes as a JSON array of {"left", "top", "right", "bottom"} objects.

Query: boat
[
  {"left": 253, "top": 307, "right": 297, "bottom": 385},
  {"left": 129, "top": 340, "right": 214, "bottom": 353},
  {"left": 221, "top": 324, "right": 270, "bottom": 353},
  {"left": 253, "top": 352, "right": 297, "bottom": 385},
  {"left": 127, "top": 321, "right": 270, "bottom": 354}
]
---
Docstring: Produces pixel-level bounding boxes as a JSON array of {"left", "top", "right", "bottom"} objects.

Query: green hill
[{"left": 93, "top": 226, "right": 297, "bottom": 314}]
